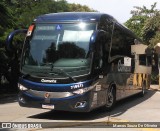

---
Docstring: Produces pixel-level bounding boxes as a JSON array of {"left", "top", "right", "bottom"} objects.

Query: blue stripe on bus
[{"left": 19, "top": 78, "right": 93, "bottom": 92}]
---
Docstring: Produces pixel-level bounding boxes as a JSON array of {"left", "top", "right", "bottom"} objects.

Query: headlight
[
  {"left": 73, "top": 88, "right": 87, "bottom": 95},
  {"left": 73, "top": 86, "right": 94, "bottom": 95},
  {"left": 18, "top": 83, "right": 28, "bottom": 91}
]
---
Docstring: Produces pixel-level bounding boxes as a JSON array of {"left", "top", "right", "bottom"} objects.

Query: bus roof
[{"left": 34, "top": 12, "right": 113, "bottom": 23}]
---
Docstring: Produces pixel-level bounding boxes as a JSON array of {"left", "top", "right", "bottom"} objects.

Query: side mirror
[{"left": 6, "top": 29, "right": 27, "bottom": 52}]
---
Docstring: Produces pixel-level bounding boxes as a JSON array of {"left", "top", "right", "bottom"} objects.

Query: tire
[
  {"left": 103, "top": 85, "right": 116, "bottom": 111},
  {"left": 140, "top": 81, "right": 146, "bottom": 97}
]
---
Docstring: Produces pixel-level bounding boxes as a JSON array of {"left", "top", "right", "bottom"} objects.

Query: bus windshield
[{"left": 21, "top": 23, "right": 96, "bottom": 78}]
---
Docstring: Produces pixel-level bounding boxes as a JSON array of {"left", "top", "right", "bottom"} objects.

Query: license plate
[{"left": 42, "top": 104, "right": 54, "bottom": 109}]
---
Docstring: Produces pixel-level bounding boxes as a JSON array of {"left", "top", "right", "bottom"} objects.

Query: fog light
[
  {"left": 19, "top": 96, "right": 25, "bottom": 103},
  {"left": 75, "top": 101, "right": 87, "bottom": 108}
]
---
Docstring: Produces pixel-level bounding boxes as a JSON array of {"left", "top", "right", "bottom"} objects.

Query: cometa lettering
[{"left": 41, "top": 79, "right": 57, "bottom": 83}]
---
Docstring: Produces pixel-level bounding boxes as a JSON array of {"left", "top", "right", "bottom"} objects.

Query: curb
[{"left": 149, "top": 85, "right": 160, "bottom": 91}]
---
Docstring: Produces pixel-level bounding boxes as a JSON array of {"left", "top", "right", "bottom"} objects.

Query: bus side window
[
  {"left": 96, "top": 16, "right": 114, "bottom": 72},
  {"left": 95, "top": 35, "right": 112, "bottom": 75},
  {"left": 110, "top": 24, "right": 134, "bottom": 58}
]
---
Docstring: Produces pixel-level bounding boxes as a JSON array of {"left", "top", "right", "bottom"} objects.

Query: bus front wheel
[{"left": 103, "top": 85, "right": 116, "bottom": 111}]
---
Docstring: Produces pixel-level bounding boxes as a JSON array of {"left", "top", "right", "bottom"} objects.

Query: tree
[
  {"left": 69, "top": 3, "right": 96, "bottom": 12},
  {"left": 0, "top": 3, "right": 8, "bottom": 27},
  {"left": 0, "top": 1, "right": 14, "bottom": 44},
  {"left": 125, "top": 2, "right": 159, "bottom": 45},
  {"left": 4, "top": 0, "right": 96, "bottom": 29},
  {"left": 142, "top": 12, "right": 160, "bottom": 46}
]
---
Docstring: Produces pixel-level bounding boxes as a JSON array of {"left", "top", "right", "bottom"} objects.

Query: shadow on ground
[{"left": 0, "top": 83, "right": 18, "bottom": 104}]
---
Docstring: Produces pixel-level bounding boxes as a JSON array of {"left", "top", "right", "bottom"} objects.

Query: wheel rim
[
  {"left": 106, "top": 87, "right": 114, "bottom": 107},
  {"left": 142, "top": 87, "right": 144, "bottom": 94},
  {"left": 142, "top": 84, "right": 145, "bottom": 95}
]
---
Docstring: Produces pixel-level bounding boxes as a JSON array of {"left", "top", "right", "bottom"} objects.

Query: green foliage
[
  {"left": 69, "top": 3, "right": 96, "bottom": 12},
  {"left": 125, "top": 15, "right": 145, "bottom": 39},
  {"left": 125, "top": 2, "right": 160, "bottom": 46},
  {"left": 142, "top": 12, "right": 160, "bottom": 46},
  {"left": 151, "top": 74, "right": 159, "bottom": 84},
  {"left": 0, "top": 1, "right": 15, "bottom": 44}
]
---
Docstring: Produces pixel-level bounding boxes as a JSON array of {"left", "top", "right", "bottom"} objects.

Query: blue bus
[{"left": 7, "top": 12, "right": 151, "bottom": 112}]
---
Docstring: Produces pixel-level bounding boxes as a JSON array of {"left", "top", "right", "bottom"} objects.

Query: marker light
[
  {"left": 27, "top": 25, "right": 34, "bottom": 36},
  {"left": 72, "top": 86, "right": 94, "bottom": 95}
]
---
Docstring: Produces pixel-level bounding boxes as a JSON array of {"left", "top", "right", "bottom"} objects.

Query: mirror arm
[{"left": 6, "top": 29, "right": 27, "bottom": 52}]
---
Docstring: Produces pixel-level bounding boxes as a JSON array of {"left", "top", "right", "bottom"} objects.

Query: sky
[{"left": 66, "top": 0, "right": 160, "bottom": 23}]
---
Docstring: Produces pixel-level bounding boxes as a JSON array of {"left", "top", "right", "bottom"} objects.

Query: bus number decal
[{"left": 71, "top": 83, "right": 84, "bottom": 90}]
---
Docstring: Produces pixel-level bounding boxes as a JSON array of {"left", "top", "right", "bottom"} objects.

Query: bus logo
[{"left": 44, "top": 92, "right": 50, "bottom": 98}]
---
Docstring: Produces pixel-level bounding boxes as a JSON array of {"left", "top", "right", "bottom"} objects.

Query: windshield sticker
[
  {"left": 63, "top": 30, "right": 93, "bottom": 42},
  {"left": 56, "top": 24, "right": 62, "bottom": 30},
  {"left": 124, "top": 57, "right": 131, "bottom": 66},
  {"left": 118, "top": 58, "right": 131, "bottom": 72},
  {"left": 33, "top": 35, "right": 57, "bottom": 40},
  {"left": 27, "top": 25, "right": 34, "bottom": 36},
  {"left": 37, "top": 26, "right": 55, "bottom": 30}
]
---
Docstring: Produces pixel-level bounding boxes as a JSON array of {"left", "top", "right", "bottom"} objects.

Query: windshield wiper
[
  {"left": 50, "top": 68, "right": 77, "bottom": 83},
  {"left": 22, "top": 69, "right": 51, "bottom": 77},
  {"left": 40, "top": 63, "right": 53, "bottom": 68},
  {"left": 22, "top": 73, "right": 30, "bottom": 78},
  {"left": 39, "top": 63, "right": 77, "bottom": 82}
]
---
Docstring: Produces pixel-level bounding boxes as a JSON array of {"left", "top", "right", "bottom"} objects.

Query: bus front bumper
[{"left": 18, "top": 90, "right": 93, "bottom": 112}]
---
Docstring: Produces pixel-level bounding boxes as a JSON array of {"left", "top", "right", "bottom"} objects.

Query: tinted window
[{"left": 111, "top": 24, "right": 134, "bottom": 57}]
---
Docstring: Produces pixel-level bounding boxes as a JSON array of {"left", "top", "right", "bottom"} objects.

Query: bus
[{"left": 7, "top": 12, "right": 152, "bottom": 112}]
